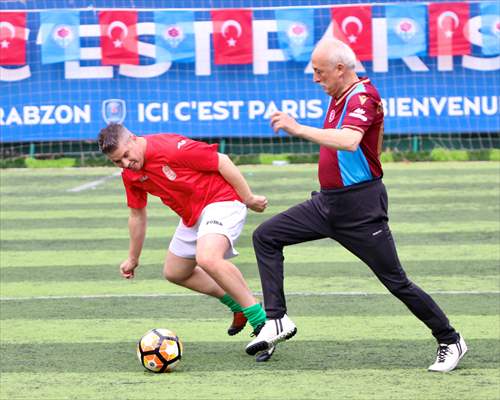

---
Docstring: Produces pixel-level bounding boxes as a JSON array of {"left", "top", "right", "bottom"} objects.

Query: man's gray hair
[
  {"left": 315, "top": 38, "right": 357, "bottom": 70},
  {"left": 97, "top": 123, "right": 129, "bottom": 154}
]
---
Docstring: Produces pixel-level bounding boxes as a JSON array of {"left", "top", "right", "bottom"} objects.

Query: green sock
[
  {"left": 242, "top": 303, "right": 267, "bottom": 330},
  {"left": 219, "top": 293, "right": 243, "bottom": 313}
]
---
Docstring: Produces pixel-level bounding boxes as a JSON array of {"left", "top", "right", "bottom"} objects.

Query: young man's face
[{"left": 108, "top": 135, "right": 144, "bottom": 171}]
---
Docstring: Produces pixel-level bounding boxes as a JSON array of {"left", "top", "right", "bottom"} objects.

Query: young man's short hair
[{"left": 98, "top": 123, "right": 128, "bottom": 154}]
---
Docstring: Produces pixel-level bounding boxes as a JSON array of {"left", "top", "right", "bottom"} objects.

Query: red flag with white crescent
[
  {"left": 211, "top": 9, "right": 253, "bottom": 65},
  {"left": 0, "top": 12, "right": 26, "bottom": 65},
  {"left": 99, "top": 10, "right": 139, "bottom": 65},
  {"left": 331, "top": 6, "right": 372, "bottom": 61},
  {"left": 429, "top": 2, "right": 470, "bottom": 56}
]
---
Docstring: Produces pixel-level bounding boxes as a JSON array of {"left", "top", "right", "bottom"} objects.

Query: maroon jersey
[
  {"left": 122, "top": 134, "right": 240, "bottom": 227},
  {"left": 318, "top": 78, "right": 384, "bottom": 189}
]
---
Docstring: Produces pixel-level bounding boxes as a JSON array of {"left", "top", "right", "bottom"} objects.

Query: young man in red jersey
[
  {"left": 97, "top": 124, "right": 267, "bottom": 344},
  {"left": 246, "top": 38, "right": 467, "bottom": 372}
]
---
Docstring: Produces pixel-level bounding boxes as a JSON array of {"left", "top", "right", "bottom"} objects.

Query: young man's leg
[
  {"left": 193, "top": 201, "right": 267, "bottom": 334},
  {"left": 220, "top": 293, "right": 247, "bottom": 336},
  {"left": 163, "top": 250, "right": 222, "bottom": 296},
  {"left": 196, "top": 233, "right": 266, "bottom": 331},
  {"left": 163, "top": 250, "right": 248, "bottom": 335}
]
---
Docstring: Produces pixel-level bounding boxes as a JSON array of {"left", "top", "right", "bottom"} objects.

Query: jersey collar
[{"left": 336, "top": 77, "right": 370, "bottom": 104}]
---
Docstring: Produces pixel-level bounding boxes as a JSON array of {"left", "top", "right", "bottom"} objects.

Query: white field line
[
  {"left": 0, "top": 290, "right": 498, "bottom": 302},
  {"left": 67, "top": 171, "right": 121, "bottom": 192}
]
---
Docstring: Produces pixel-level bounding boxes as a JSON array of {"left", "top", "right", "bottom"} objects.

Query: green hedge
[
  {"left": 241, "top": 148, "right": 499, "bottom": 165},
  {"left": 0, "top": 148, "right": 499, "bottom": 168},
  {"left": 25, "top": 157, "right": 76, "bottom": 168}
]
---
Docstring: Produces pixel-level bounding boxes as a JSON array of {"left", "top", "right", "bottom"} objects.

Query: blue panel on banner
[
  {"left": 0, "top": 2, "right": 499, "bottom": 143},
  {"left": 154, "top": 11, "right": 195, "bottom": 63},
  {"left": 386, "top": 3, "right": 427, "bottom": 58},
  {"left": 275, "top": 8, "right": 315, "bottom": 62}
]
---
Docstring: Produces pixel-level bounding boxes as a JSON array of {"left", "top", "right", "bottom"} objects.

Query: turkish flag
[
  {"left": 429, "top": 3, "right": 470, "bottom": 56},
  {"left": 0, "top": 12, "right": 26, "bottom": 65},
  {"left": 211, "top": 9, "right": 253, "bottom": 65},
  {"left": 99, "top": 11, "right": 139, "bottom": 65},
  {"left": 331, "top": 6, "right": 372, "bottom": 61}
]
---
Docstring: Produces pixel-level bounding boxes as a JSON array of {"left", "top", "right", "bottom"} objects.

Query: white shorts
[{"left": 168, "top": 200, "right": 248, "bottom": 260}]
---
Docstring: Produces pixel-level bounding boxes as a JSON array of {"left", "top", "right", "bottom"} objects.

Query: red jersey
[
  {"left": 122, "top": 134, "right": 240, "bottom": 227},
  {"left": 318, "top": 78, "right": 384, "bottom": 189}
]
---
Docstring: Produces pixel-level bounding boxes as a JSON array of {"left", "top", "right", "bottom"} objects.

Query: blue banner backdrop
[{"left": 0, "top": 1, "right": 499, "bottom": 142}]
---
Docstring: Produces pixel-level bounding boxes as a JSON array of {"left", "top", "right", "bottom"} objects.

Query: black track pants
[{"left": 252, "top": 179, "right": 458, "bottom": 344}]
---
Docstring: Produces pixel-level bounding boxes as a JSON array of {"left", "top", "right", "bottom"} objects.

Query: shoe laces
[
  {"left": 250, "top": 323, "right": 265, "bottom": 337},
  {"left": 436, "top": 344, "right": 452, "bottom": 363}
]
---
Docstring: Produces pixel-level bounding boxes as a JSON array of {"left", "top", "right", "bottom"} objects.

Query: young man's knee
[
  {"left": 195, "top": 254, "right": 221, "bottom": 272},
  {"left": 163, "top": 267, "right": 176, "bottom": 283},
  {"left": 163, "top": 266, "right": 187, "bottom": 284}
]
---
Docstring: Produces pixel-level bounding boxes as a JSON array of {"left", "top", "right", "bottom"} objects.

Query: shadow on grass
[
  {"left": 1, "top": 339, "right": 497, "bottom": 373},
  {"left": 1, "top": 293, "right": 498, "bottom": 319},
  {"left": 2, "top": 260, "right": 500, "bottom": 283}
]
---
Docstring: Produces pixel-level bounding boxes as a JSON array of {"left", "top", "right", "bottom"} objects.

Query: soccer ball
[{"left": 136, "top": 328, "right": 183, "bottom": 373}]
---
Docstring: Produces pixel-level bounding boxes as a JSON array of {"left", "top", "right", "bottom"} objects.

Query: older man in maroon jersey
[{"left": 246, "top": 38, "right": 467, "bottom": 372}]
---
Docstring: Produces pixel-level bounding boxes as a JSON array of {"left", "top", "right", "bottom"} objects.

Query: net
[{"left": 0, "top": 0, "right": 498, "bottom": 159}]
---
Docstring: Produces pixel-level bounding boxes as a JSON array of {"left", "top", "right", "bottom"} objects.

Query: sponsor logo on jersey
[
  {"left": 358, "top": 95, "right": 368, "bottom": 105},
  {"left": 348, "top": 107, "right": 368, "bottom": 121},
  {"left": 177, "top": 139, "right": 187, "bottom": 149}
]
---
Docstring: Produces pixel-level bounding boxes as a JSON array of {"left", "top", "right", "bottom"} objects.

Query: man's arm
[
  {"left": 270, "top": 111, "right": 363, "bottom": 152},
  {"left": 217, "top": 153, "right": 268, "bottom": 212},
  {"left": 120, "top": 207, "right": 147, "bottom": 278}
]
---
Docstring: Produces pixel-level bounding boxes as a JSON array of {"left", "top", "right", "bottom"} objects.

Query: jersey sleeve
[
  {"left": 341, "top": 93, "right": 378, "bottom": 134},
  {"left": 171, "top": 138, "right": 219, "bottom": 172},
  {"left": 122, "top": 173, "right": 147, "bottom": 209}
]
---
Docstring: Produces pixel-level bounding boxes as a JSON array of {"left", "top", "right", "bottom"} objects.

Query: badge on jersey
[
  {"left": 162, "top": 165, "right": 177, "bottom": 181},
  {"left": 328, "top": 109, "right": 336, "bottom": 123}
]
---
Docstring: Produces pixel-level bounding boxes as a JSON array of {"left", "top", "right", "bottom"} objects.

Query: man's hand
[
  {"left": 270, "top": 111, "right": 302, "bottom": 136},
  {"left": 120, "top": 258, "right": 139, "bottom": 279},
  {"left": 245, "top": 194, "right": 268, "bottom": 213}
]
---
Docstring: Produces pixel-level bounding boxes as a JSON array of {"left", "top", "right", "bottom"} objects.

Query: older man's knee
[
  {"left": 253, "top": 222, "right": 273, "bottom": 245},
  {"left": 386, "top": 278, "right": 414, "bottom": 297}
]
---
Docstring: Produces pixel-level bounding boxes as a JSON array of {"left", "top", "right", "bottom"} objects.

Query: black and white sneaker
[
  {"left": 245, "top": 314, "right": 297, "bottom": 356},
  {"left": 428, "top": 334, "right": 468, "bottom": 372}
]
